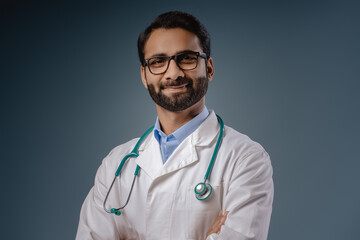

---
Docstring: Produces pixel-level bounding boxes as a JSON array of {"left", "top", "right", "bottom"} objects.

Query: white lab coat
[{"left": 76, "top": 111, "right": 273, "bottom": 240}]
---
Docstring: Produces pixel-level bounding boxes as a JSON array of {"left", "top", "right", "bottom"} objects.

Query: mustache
[{"left": 160, "top": 77, "right": 193, "bottom": 88}]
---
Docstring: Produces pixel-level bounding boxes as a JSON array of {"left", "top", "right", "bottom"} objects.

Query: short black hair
[{"left": 137, "top": 11, "right": 211, "bottom": 66}]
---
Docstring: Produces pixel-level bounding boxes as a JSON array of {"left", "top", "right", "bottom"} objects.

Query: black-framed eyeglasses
[{"left": 143, "top": 51, "right": 207, "bottom": 75}]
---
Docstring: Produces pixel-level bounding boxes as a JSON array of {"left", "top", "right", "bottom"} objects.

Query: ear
[
  {"left": 206, "top": 57, "right": 215, "bottom": 82},
  {"left": 140, "top": 65, "right": 148, "bottom": 89}
]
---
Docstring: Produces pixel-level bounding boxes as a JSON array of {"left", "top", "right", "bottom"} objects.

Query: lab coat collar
[
  {"left": 135, "top": 136, "right": 163, "bottom": 180},
  {"left": 159, "top": 111, "right": 219, "bottom": 177},
  {"left": 191, "top": 110, "right": 219, "bottom": 147},
  {"left": 135, "top": 110, "right": 220, "bottom": 179}
]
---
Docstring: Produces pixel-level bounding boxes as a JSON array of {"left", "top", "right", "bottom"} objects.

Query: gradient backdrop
[{"left": 1, "top": 0, "right": 359, "bottom": 239}]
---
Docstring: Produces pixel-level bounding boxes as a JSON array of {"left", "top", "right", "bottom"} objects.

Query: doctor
[{"left": 76, "top": 11, "right": 273, "bottom": 240}]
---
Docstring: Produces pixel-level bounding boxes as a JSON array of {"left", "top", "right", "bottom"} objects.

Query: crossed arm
[
  {"left": 77, "top": 149, "right": 273, "bottom": 239},
  {"left": 205, "top": 150, "right": 273, "bottom": 240},
  {"left": 124, "top": 211, "right": 228, "bottom": 240},
  {"left": 206, "top": 210, "right": 229, "bottom": 238}
]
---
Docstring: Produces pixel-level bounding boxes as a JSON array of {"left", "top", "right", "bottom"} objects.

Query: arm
[
  {"left": 76, "top": 156, "right": 136, "bottom": 240},
  {"left": 75, "top": 159, "right": 121, "bottom": 240},
  {"left": 206, "top": 210, "right": 229, "bottom": 238},
  {"left": 207, "top": 150, "right": 274, "bottom": 240}
]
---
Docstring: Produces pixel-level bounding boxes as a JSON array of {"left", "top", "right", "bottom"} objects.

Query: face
[{"left": 141, "top": 28, "right": 214, "bottom": 112}]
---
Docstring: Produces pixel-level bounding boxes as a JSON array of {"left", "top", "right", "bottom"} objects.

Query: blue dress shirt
[{"left": 154, "top": 106, "right": 210, "bottom": 163}]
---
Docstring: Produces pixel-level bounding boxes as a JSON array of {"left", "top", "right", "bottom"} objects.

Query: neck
[{"left": 156, "top": 98, "right": 205, "bottom": 135}]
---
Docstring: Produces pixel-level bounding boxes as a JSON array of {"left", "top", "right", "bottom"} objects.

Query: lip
[{"left": 163, "top": 83, "right": 188, "bottom": 93}]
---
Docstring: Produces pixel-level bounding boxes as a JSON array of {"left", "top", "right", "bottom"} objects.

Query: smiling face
[{"left": 141, "top": 28, "right": 214, "bottom": 112}]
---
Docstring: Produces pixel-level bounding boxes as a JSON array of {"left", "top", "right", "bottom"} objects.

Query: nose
[{"left": 164, "top": 58, "right": 184, "bottom": 80}]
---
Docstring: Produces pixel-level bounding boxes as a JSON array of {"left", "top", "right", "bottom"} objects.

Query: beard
[{"left": 146, "top": 76, "right": 208, "bottom": 112}]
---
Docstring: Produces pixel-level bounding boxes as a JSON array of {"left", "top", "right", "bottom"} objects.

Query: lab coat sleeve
[
  {"left": 207, "top": 150, "right": 274, "bottom": 240},
  {"left": 76, "top": 156, "right": 126, "bottom": 240}
]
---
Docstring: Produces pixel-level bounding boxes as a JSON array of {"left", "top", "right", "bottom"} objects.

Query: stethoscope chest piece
[{"left": 194, "top": 182, "right": 213, "bottom": 200}]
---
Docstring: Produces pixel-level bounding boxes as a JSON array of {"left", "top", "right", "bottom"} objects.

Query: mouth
[{"left": 163, "top": 83, "right": 188, "bottom": 93}]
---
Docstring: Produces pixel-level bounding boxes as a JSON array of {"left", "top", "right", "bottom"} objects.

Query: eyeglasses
[{"left": 143, "top": 51, "right": 207, "bottom": 75}]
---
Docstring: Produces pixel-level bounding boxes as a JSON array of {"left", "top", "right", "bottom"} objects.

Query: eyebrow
[{"left": 146, "top": 49, "right": 197, "bottom": 59}]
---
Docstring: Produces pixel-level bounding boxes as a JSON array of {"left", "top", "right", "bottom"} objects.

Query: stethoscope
[{"left": 103, "top": 115, "right": 224, "bottom": 216}]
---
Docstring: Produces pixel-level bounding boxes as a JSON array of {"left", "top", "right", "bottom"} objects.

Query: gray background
[{"left": 1, "top": 0, "right": 359, "bottom": 239}]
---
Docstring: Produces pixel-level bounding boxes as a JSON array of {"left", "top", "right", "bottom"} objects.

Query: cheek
[
  {"left": 146, "top": 76, "right": 163, "bottom": 90},
  {"left": 185, "top": 68, "right": 207, "bottom": 84},
  {"left": 191, "top": 62, "right": 207, "bottom": 77}
]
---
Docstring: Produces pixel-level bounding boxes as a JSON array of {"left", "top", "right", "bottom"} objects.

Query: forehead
[{"left": 144, "top": 28, "right": 202, "bottom": 58}]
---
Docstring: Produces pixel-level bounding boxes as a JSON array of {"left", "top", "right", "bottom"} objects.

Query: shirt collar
[{"left": 154, "top": 106, "right": 209, "bottom": 143}]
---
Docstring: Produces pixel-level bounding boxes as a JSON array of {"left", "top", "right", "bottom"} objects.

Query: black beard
[{"left": 146, "top": 76, "right": 208, "bottom": 112}]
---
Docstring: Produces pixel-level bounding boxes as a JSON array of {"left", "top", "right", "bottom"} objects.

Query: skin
[
  {"left": 140, "top": 28, "right": 227, "bottom": 238},
  {"left": 206, "top": 210, "right": 229, "bottom": 237},
  {"left": 140, "top": 28, "right": 214, "bottom": 135},
  {"left": 124, "top": 211, "right": 228, "bottom": 240}
]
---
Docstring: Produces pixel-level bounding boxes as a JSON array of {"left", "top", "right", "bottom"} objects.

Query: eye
[
  {"left": 178, "top": 53, "right": 197, "bottom": 64},
  {"left": 149, "top": 57, "right": 167, "bottom": 67}
]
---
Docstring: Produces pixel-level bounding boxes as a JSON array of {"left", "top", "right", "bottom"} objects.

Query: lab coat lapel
[
  {"left": 158, "top": 111, "right": 220, "bottom": 177},
  {"left": 135, "top": 136, "right": 163, "bottom": 180},
  {"left": 158, "top": 137, "right": 198, "bottom": 177}
]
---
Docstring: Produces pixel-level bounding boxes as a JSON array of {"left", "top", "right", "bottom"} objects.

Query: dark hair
[{"left": 137, "top": 11, "right": 211, "bottom": 65}]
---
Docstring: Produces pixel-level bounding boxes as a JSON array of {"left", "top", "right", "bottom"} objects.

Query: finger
[
  {"left": 210, "top": 216, "right": 223, "bottom": 231},
  {"left": 222, "top": 212, "right": 229, "bottom": 221},
  {"left": 215, "top": 211, "right": 224, "bottom": 222},
  {"left": 217, "top": 211, "right": 229, "bottom": 226},
  {"left": 215, "top": 217, "right": 226, "bottom": 229},
  {"left": 207, "top": 210, "right": 228, "bottom": 237},
  {"left": 220, "top": 217, "right": 226, "bottom": 224}
]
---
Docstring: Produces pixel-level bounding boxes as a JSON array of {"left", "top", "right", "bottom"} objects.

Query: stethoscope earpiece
[
  {"left": 194, "top": 182, "right": 213, "bottom": 200},
  {"left": 111, "top": 208, "right": 122, "bottom": 216}
]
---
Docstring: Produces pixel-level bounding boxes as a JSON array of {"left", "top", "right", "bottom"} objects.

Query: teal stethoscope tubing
[{"left": 103, "top": 114, "right": 224, "bottom": 216}]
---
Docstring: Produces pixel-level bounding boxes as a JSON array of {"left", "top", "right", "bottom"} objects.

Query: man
[{"left": 76, "top": 11, "right": 273, "bottom": 240}]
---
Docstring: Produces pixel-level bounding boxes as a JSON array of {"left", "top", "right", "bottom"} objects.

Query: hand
[{"left": 205, "top": 210, "right": 229, "bottom": 239}]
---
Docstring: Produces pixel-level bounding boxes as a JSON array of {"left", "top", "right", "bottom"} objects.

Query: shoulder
[
  {"left": 219, "top": 125, "right": 273, "bottom": 191},
  {"left": 204, "top": 111, "right": 268, "bottom": 162},
  {"left": 223, "top": 125, "right": 264, "bottom": 151},
  {"left": 107, "top": 138, "right": 139, "bottom": 158},
  {"left": 100, "top": 137, "right": 140, "bottom": 170},
  {"left": 221, "top": 125, "right": 270, "bottom": 165}
]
